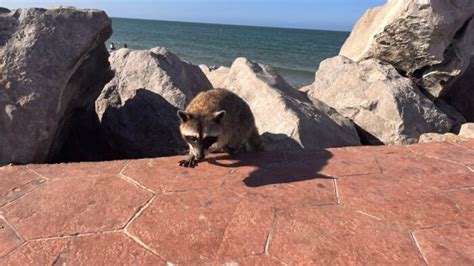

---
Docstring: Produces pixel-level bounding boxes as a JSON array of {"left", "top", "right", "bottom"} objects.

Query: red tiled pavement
[
  {"left": 0, "top": 217, "right": 23, "bottom": 257},
  {"left": 2, "top": 174, "right": 152, "bottom": 239},
  {"left": 448, "top": 188, "right": 474, "bottom": 224},
  {"left": 1, "top": 233, "right": 164, "bottom": 265},
  {"left": 269, "top": 206, "right": 424, "bottom": 264},
  {"left": 0, "top": 141, "right": 473, "bottom": 264},
  {"left": 337, "top": 174, "right": 462, "bottom": 229},
  {"left": 0, "top": 166, "right": 46, "bottom": 208},
  {"left": 414, "top": 223, "right": 474, "bottom": 265}
]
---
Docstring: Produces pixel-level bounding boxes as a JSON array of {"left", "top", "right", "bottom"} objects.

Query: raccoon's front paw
[{"left": 178, "top": 156, "right": 198, "bottom": 168}]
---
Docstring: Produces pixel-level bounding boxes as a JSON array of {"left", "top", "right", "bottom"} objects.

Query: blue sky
[{"left": 2, "top": 0, "right": 386, "bottom": 31}]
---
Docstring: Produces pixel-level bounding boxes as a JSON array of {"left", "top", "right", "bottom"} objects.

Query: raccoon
[{"left": 177, "top": 88, "right": 263, "bottom": 167}]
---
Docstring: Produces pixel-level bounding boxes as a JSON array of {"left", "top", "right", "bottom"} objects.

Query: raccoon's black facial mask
[
  {"left": 184, "top": 135, "right": 218, "bottom": 150},
  {"left": 202, "top": 136, "right": 218, "bottom": 149}
]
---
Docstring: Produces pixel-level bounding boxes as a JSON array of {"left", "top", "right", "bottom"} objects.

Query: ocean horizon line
[{"left": 110, "top": 16, "right": 351, "bottom": 34}]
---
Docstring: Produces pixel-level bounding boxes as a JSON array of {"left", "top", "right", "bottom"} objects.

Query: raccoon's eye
[{"left": 186, "top": 136, "right": 198, "bottom": 142}]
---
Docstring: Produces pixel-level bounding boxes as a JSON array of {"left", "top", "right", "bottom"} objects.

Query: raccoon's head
[{"left": 177, "top": 110, "right": 226, "bottom": 160}]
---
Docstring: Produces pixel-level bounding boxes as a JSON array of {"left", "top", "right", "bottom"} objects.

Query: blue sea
[{"left": 107, "top": 17, "right": 350, "bottom": 87}]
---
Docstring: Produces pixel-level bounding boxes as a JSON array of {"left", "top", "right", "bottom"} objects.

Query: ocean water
[{"left": 107, "top": 17, "right": 350, "bottom": 87}]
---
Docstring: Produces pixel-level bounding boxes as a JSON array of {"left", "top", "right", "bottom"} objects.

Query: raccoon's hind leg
[
  {"left": 248, "top": 128, "right": 264, "bottom": 152},
  {"left": 223, "top": 145, "right": 241, "bottom": 154}
]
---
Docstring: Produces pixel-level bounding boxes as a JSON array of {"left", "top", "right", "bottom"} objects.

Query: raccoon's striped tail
[{"left": 249, "top": 128, "right": 264, "bottom": 152}]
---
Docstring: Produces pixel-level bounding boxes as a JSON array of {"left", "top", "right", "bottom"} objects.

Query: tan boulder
[
  {"left": 199, "top": 65, "right": 230, "bottom": 89},
  {"left": 307, "top": 56, "right": 453, "bottom": 145},
  {"left": 222, "top": 57, "right": 361, "bottom": 151},
  {"left": 340, "top": 0, "right": 474, "bottom": 98},
  {"left": 459, "top": 123, "right": 474, "bottom": 138},
  {"left": 418, "top": 133, "right": 465, "bottom": 143}
]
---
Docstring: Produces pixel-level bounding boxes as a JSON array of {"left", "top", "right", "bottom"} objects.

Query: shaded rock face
[
  {"left": 97, "top": 89, "right": 186, "bottom": 158},
  {"left": 102, "top": 48, "right": 212, "bottom": 110},
  {"left": 222, "top": 57, "right": 361, "bottom": 151},
  {"left": 441, "top": 56, "right": 474, "bottom": 122},
  {"left": 307, "top": 56, "right": 452, "bottom": 145},
  {"left": 49, "top": 44, "right": 114, "bottom": 163},
  {"left": 0, "top": 7, "right": 112, "bottom": 165},
  {"left": 340, "top": 0, "right": 474, "bottom": 98},
  {"left": 93, "top": 48, "right": 210, "bottom": 159}
]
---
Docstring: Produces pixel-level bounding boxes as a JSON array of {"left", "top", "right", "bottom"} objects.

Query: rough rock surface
[
  {"left": 96, "top": 89, "right": 186, "bottom": 159},
  {"left": 307, "top": 56, "right": 452, "bottom": 145},
  {"left": 340, "top": 0, "right": 474, "bottom": 98},
  {"left": 418, "top": 133, "right": 465, "bottom": 143},
  {"left": 0, "top": 7, "right": 112, "bottom": 165},
  {"left": 94, "top": 48, "right": 212, "bottom": 159},
  {"left": 459, "top": 123, "right": 474, "bottom": 138},
  {"left": 199, "top": 65, "right": 229, "bottom": 89},
  {"left": 441, "top": 56, "right": 474, "bottom": 122},
  {"left": 100, "top": 48, "right": 212, "bottom": 110},
  {"left": 222, "top": 57, "right": 361, "bottom": 151}
]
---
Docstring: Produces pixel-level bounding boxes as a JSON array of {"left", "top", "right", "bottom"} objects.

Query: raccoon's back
[
  {"left": 186, "top": 88, "right": 256, "bottom": 137},
  {"left": 186, "top": 89, "right": 252, "bottom": 120}
]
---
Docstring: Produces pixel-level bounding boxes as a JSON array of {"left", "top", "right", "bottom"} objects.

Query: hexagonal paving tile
[
  {"left": 127, "top": 190, "right": 274, "bottom": 264},
  {"left": 459, "top": 139, "right": 474, "bottom": 150},
  {"left": 216, "top": 201, "right": 274, "bottom": 259},
  {"left": 0, "top": 232, "right": 164, "bottom": 264},
  {"left": 376, "top": 151, "right": 472, "bottom": 177},
  {"left": 337, "top": 174, "right": 462, "bottom": 229},
  {"left": 376, "top": 146, "right": 474, "bottom": 190},
  {"left": 269, "top": 206, "right": 424, "bottom": 264},
  {"left": 2, "top": 175, "right": 152, "bottom": 239},
  {"left": 448, "top": 189, "right": 474, "bottom": 224},
  {"left": 213, "top": 255, "right": 284, "bottom": 265},
  {"left": 286, "top": 148, "right": 381, "bottom": 177},
  {"left": 28, "top": 160, "right": 129, "bottom": 180},
  {"left": 121, "top": 156, "right": 234, "bottom": 193},
  {"left": 0, "top": 166, "right": 46, "bottom": 207},
  {"left": 389, "top": 171, "right": 474, "bottom": 191},
  {"left": 414, "top": 223, "right": 474, "bottom": 265},
  {"left": 409, "top": 142, "right": 474, "bottom": 166},
  {"left": 0, "top": 217, "right": 23, "bottom": 257},
  {"left": 224, "top": 160, "right": 336, "bottom": 209}
]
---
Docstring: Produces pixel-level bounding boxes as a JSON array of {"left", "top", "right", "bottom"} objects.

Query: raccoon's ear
[
  {"left": 177, "top": 110, "right": 192, "bottom": 122},
  {"left": 213, "top": 110, "right": 226, "bottom": 124}
]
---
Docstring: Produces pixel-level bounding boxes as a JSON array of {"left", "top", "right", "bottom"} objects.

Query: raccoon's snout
[{"left": 192, "top": 147, "right": 206, "bottom": 160}]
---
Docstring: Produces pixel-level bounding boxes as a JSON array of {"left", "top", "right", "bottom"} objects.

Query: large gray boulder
[
  {"left": 95, "top": 88, "right": 186, "bottom": 158},
  {"left": 222, "top": 57, "right": 361, "bottom": 151},
  {"left": 0, "top": 7, "right": 112, "bottom": 165},
  {"left": 307, "top": 56, "right": 453, "bottom": 145},
  {"left": 441, "top": 56, "right": 474, "bottom": 122},
  {"left": 340, "top": 0, "right": 474, "bottom": 98},
  {"left": 95, "top": 48, "right": 212, "bottom": 158},
  {"left": 100, "top": 48, "right": 212, "bottom": 110}
]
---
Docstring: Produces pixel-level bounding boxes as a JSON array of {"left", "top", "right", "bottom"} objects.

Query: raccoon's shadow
[{"left": 207, "top": 145, "right": 333, "bottom": 187}]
